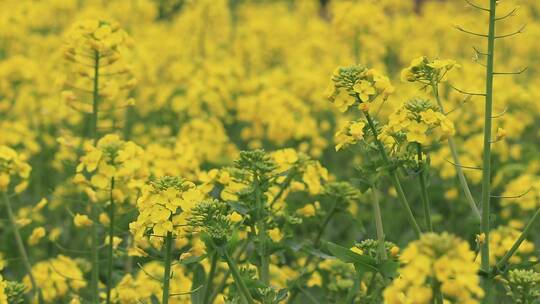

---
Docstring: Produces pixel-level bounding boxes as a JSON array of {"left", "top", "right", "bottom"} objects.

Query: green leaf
[
  {"left": 191, "top": 263, "right": 206, "bottom": 304},
  {"left": 228, "top": 201, "right": 250, "bottom": 214},
  {"left": 325, "top": 242, "right": 378, "bottom": 273},
  {"left": 274, "top": 288, "right": 289, "bottom": 303},
  {"left": 378, "top": 259, "right": 399, "bottom": 279}
]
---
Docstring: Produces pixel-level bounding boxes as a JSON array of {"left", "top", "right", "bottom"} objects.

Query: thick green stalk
[
  {"left": 417, "top": 146, "right": 433, "bottom": 231},
  {"left": 431, "top": 83, "right": 481, "bottom": 220},
  {"left": 162, "top": 232, "right": 174, "bottom": 304},
  {"left": 106, "top": 177, "right": 116, "bottom": 304},
  {"left": 363, "top": 111, "right": 422, "bottom": 238},
  {"left": 203, "top": 252, "right": 218, "bottom": 304},
  {"left": 480, "top": 0, "right": 497, "bottom": 275},
  {"left": 90, "top": 50, "right": 101, "bottom": 304},
  {"left": 2, "top": 193, "right": 37, "bottom": 292},
  {"left": 219, "top": 246, "right": 255, "bottom": 304},
  {"left": 496, "top": 207, "right": 540, "bottom": 271},
  {"left": 370, "top": 187, "right": 387, "bottom": 261}
]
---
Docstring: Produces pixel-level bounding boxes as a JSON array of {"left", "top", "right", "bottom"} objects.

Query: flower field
[{"left": 1, "top": 0, "right": 540, "bottom": 303}]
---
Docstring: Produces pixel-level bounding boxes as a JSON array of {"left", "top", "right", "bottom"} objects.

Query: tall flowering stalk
[
  {"left": 62, "top": 19, "right": 135, "bottom": 303},
  {"left": 129, "top": 176, "right": 205, "bottom": 304},
  {"left": 328, "top": 66, "right": 422, "bottom": 237}
]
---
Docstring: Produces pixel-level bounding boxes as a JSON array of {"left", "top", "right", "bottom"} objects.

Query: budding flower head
[
  {"left": 503, "top": 269, "right": 540, "bottom": 303},
  {"left": 328, "top": 65, "right": 394, "bottom": 112},
  {"left": 187, "top": 199, "right": 232, "bottom": 246},
  {"left": 352, "top": 239, "right": 400, "bottom": 260},
  {"left": 401, "top": 56, "right": 460, "bottom": 84}
]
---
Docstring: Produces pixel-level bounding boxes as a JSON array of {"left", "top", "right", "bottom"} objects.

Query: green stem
[
  {"left": 417, "top": 145, "right": 433, "bottom": 231},
  {"left": 496, "top": 207, "right": 540, "bottom": 271},
  {"left": 480, "top": 0, "right": 497, "bottom": 275},
  {"left": 106, "top": 177, "right": 115, "bottom": 304},
  {"left": 89, "top": 50, "right": 101, "bottom": 304},
  {"left": 2, "top": 193, "right": 37, "bottom": 293},
  {"left": 219, "top": 246, "right": 255, "bottom": 304},
  {"left": 203, "top": 252, "right": 218, "bottom": 304},
  {"left": 363, "top": 110, "right": 422, "bottom": 238},
  {"left": 370, "top": 187, "right": 387, "bottom": 261},
  {"left": 254, "top": 176, "right": 269, "bottom": 285},
  {"left": 431, "top": 83, "right": 481, "bottom": 220},
  {"left": 162, "top": 232, "right": 174, "bottom": 304}
]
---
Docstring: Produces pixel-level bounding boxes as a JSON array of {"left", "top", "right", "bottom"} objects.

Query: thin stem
[
  {"left": 106, "top": 177, "right": 115, "bottom": 304},
  {"left": 162, "top": 232, "right": 174, "bottom": 304},
  {"left": 90, "top": 50, "right": 101, "bottom": 304},
  {"left": 219, "top": 246, "right": 255, "bottom": 304},
  {"left": 480, "top": 0, "right": 497, "bottom": 276},
  {"left": 431, "top": 83, "right": 481, "bottom": 221},
  {"left": 370, "top": 187, "right": 387, "bottom": 261},
  {"left": 417, "top": 145, "right": 433, "bottom": 231},
  {"left": 254, "top": 176, "right": 269, "bottom": 285},
  {"left": 495, "top": 207, "right": 540, "bottom": 271},
  {"left": 203, "top": 252, "right": 218, "bottom": 304},
  {"left": 2, "top": 192, "right": 37, "bottom": 292},
  {"left": 362, "top": 110, "right": 422, "bottom": 238}
]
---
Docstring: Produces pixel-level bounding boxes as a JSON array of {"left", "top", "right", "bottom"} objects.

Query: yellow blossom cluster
[
  {"left": 75, "top": 134, "right": 146, "bottom": 202},
  {"left": 380, "top": 98, "right": 455, "bottom": 147},
  {"left": 0, "top": 146, "right": 31, "bottom": 193},
  {"left": 23, "top": 255, "right": 86, "bottom": 302},
  {"left": 129, "top": 176, "right": 204, "bottom": 248},
  {"left": 384, "top": 233, "right": 484, "bottom": 304}
]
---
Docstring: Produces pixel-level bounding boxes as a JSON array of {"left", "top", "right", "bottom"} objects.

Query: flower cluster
[
  {"left": 328, "top": 65, "right": 394, "bottom": 112},
  {"left": 75, "top": 134, "right": 146, "bottom": 202},
  {"left": 0, "top": 146, "right": 31, "bottom": 193},
  {"left": 23, "top": 255, "right": 86, "bottom": 302},
  {"left": 61, "top": 19, "right": 136, "bottom": 111},
  {"left": 334, "top": 119, "right": 367, "bottom": 151},
  {"left": 129, "top": 176, "right": 204, "bottom": 247},
  {"left": 383, "top": 233, "right": 484, "bottom": 304},
  {"left": 381, "top": 98, "right": 455, "bottom": 147},
  {"left": 401, "top": 56, "right": 459, "bottom": 84},
  {"left": 488, "top": 225, "right": 535, "bottom": 265}
]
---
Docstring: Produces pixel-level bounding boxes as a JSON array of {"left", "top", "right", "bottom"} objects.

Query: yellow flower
[
  {"left": 268, "top": 228, "right": 283, "bottom": 242},
  {"left": 353, "top": 80, "right": 376, "bottom": 102},
  {"left": 297, "top": 204, "right": 316, "bottom": 217},
  {"left": 350, "top": 246, "right": 364, "bottom": 255},
  {"left": 229, "top": 211, "right": 243, "bottom": 223},
  {"left": 406, "top": 122, "right": 429, "bottom": 144},
  {"left": 74, "top": 214, "right": 93, "bottom": 227},
  {"left": 28, "top": 227, "right": 46, "bottom": 245}
]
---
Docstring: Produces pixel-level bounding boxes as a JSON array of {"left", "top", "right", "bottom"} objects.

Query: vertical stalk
[
  {"left": 90, "top": 50, "right": 101, "bottom": 304},
  {"left": 480, "top": 0, "right": 497, "bottom": 275},
  {"left": 417, "top": 145, "right": 433, "bottom": 231},
  {"left": 370, "top": 187, "right": 387, "bottom": 261},
  {"left": 254, "top": 176, "right": 269, "bottom": 285},
  {"left": 363, "top": 111, "right": 422, "bottom": 238},
  {"left": 2, "top": 193, "right": 37, "bottom": 292},
  {"left": 219, "top": 246, "right": 255, "bottom": 304},
  {"left": 106, "top": 177, "right": 115, "bottom": 304},
  {"left": 203, "top": 252, "right": 218, "bottom": 304},
  {"left": 431, "top": 83, "right": 481, "bottom": 221},
  {"left": 162, "top": 232, "right": 173, "bottom": 304}
]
